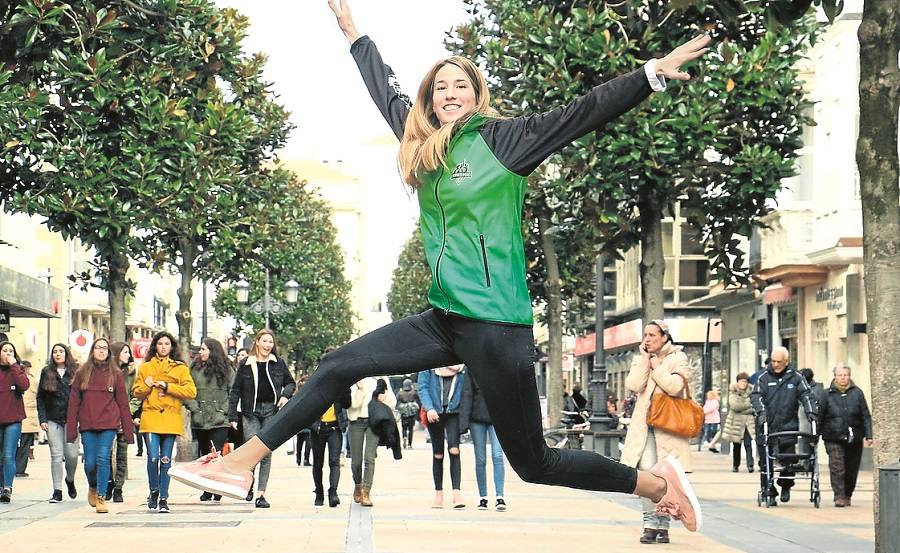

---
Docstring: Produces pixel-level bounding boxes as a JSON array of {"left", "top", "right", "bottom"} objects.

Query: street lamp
[
  {"left": 587, "top": 253, "right": 620, "bottom": 460},
  {"left": 36, "top": 268, "right": 51, "bottom": 364},
  {"left": 235, "top": 269, "right": 299, "bottom": 329}
]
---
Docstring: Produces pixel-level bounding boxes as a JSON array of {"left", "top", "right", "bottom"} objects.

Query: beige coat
[
  {"left": 720, "top": 383, "right": 755, "bottom": 443},
  {"left": 21, "top": 369, "right": 40, "bottom": 433},
  {"left": 620, "top": 342, "right": 693, "bottom": 472}
]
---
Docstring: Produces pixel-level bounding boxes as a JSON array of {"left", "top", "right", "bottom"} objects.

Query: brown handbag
[{"left": 647, "top": 373, "right": 704, "bottom": 438}]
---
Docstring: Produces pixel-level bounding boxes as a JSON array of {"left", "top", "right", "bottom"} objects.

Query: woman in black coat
[{"left": 819, "top": 363, "right": 872, "bottom": 508}]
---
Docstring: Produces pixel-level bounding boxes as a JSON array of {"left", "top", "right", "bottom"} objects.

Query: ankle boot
[
  {"left": 314, "top": 490, "right": 325, "bottom": 506},
  {"left": 328, "top": 489, "right": 340, "bottom": 508},
  {"left": 353, "top": 484, "right": 362, "bottom": 504},
  {"left": 88, "top": 488, "right": 98, "bottom": 507},
  {"left": 95, "top": 497, "right": 109, "bottom": 514},
  {"left": 359, "top": 486, "right": 373, "bottom": 507}
]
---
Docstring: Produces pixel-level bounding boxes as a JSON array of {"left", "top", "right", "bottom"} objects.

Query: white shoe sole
[
  {"left": 167, "top": 467, "right": 248, "bottom": 501},
  {"left": 662, "top": 455, "right": 702, "bottom": 532}
]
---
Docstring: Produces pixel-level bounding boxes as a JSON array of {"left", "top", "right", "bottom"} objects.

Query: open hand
[
  {"left": 656, "top": 34, "right": 712, "bottom": 81},
  {"left": 327, "top": 0, "right": 360, "bottom": 44},
  {"left": 426, "top": 409, "right": 440, "bottom": 424}
]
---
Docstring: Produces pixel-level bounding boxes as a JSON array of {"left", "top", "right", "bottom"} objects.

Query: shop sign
[{"left": 815, "top": 286, "right": 844, "bottom": 312}]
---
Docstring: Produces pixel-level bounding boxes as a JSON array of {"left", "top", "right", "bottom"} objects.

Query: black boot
[
  {"left": 328, "top": 489, "right": 340, "bottom": 508},
  {"left": 639, "top": 529, "right": 659, "bottom": 544},
  {"left": 112, "top": 488, "right": 124, "bottom": 503},
  {"left": 314, "top": 490, "right": 324, "bottom": 506},
  {"left": 655, "top": 530, "right": 670, "bottom": 544}
]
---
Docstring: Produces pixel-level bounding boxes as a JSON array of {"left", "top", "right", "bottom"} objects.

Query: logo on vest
[{"left": 451, "top": 160, "right": 472, "bottom": 184}]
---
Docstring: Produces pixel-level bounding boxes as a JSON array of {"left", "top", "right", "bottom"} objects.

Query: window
[
  {"left": 681, "top": 227, "right": 706, "bottom": 256},
  {"left": 813, "top": 318, "right": 829, "bottom": 372},
  {"left": 153, "top": 298, "right": 169, "bottom": 328},
  {"left": 662, "top": 222, "right": 674, "bottom": 257},
  {"left": 679, "top": 260, "right": 709, "bottom": 287}
]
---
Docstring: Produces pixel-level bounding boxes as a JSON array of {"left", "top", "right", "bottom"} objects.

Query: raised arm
[
  {"left": 329, "top": 0, "right": 411, "bottom": 139},
  {"left": 483, "top": 34, "right": 711, "bottom": 176}
]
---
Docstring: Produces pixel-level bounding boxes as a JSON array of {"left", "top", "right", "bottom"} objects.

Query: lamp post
[
  {"left": 36, "top": 268, "right": 52, "bottom": 363},
  {"left": 587, "top": 253, "right": 619, "bottom": 459},
  {"left": 235, "top": 268, "right": 299, "bottom": 329}
]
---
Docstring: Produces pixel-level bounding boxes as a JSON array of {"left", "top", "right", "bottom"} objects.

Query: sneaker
[
  {"left": 649, "top": 455, "right": 702, "bottom": 532},
  {"left": 147, "top": 490, "right": 159, "bottom": 511},
  {"left": 245, "top": 487, "right": 254, "bottom": 502},
  {"left": 655, "top": 529, "right": 670, "bottom": 544},
  {"left": 157, "top": 498, "right": 170, "bottom": 513},
  {"left": 136, "top": 451, "right": 143, "bottom": 457},
  {"left": 167, "top": 448, "right": 254, "bottom": 501},
  {"left": 15, "top": 472, "right": 28, "bottom": 478},
  {"left": 477, "top": 498, "right": 488, "bottom": 510},
  {"left": 212, "top": 494, "right": 222, "bottom": 502},
  {"left": 0, "top": 488, "right": 10, "bottom": 503},
  {"left": 65, "top": 479, "right": 77, "bottom": 499},
  {"left": 112, "top": 488, "right": 124, "bottom": 503},
  {"left": 199, "top": 491, "right": 213, "bottom": 502},
  {"left": 255, "top": 496, "right": 270, "bottom": 508},
  {"left": 49, "top": 490, "right": 63, "bottom": 503},
  {"left": 495, "top": 498, "right": 507, "bottom": 512},
  {"left": 766, "top": 494, "right": 778, "bottom": 507}
]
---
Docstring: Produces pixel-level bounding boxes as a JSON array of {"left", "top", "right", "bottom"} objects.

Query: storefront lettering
[{"left": 815, "top": 286, "right": 844, "bottom": 312}]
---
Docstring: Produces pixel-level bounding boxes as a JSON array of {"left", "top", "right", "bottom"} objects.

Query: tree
[
  {"left": 213, "top": 170, "right": 354, "bottom": 373},
  {"left": 449, "top": 0, "right": 815, "bottom": 423},
  {"left": 0, "top": 1, "right": 160, "bottom": 341},
  {"left": 386, "top": 224, "right": 431, "bottom": 321},
  {"left": 126, "top": 3, "right": 292, "bottom": 354}
]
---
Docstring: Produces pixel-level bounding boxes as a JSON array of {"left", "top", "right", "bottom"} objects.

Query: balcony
[{"left": 753, "top": 209, "right": 828, "bottom": 288}]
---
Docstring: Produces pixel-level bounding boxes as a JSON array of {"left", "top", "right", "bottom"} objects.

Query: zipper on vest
[
  {"left": 479, "top": 234, "right": 492, "bottom": 287},
  {"left": 433, "top": 168, "right": 452, "bottom": 311}
]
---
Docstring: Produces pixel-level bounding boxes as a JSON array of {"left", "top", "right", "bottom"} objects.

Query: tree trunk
[
  {"left": 539, "top": 217, "right": 563, "bottom": 428},
  {"left": 175, "top": 238, "right": 197, "bottom": 461},
  {"left": 107, "top": 251, "right": 129, "bottom": 343},
  {"left": 638, "top": 203, "right": 666, "bottom": 322},
  {"left": 856, "top": 5, "right": 900, "bottom": 550}
]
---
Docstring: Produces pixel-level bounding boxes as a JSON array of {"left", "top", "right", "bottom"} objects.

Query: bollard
[
  {"left": 879, "top": 463, "right": 900, "bottom": 553},
  {"left": 586, "top": 430, "right": 623, "bottom": 461}
]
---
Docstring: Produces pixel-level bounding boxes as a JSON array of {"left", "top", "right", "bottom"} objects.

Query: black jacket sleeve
[
  {"left": 278, "top": 359, "right": 295, "bottom": 399},
  {"left": 481, "top": 68, "right": 654, "bottom": 176},
  {"left": 350, "top": 35, "right": 412, "bottom": 140},
  {"left": 859, "top": 390, "right": 873, "bottom": 440},
  {"left": 227, "top": 362, "right": 245, "bottom": 423}
]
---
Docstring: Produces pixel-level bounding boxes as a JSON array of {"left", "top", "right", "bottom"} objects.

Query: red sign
[{"left": 131, "top": 338, "right": 152, "bottom": 359}]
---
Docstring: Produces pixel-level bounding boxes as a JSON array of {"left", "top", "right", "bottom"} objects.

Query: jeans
[
  {"left": 47, "top": 421, "right": 79, "bottom": 490},
  {"left": 427, "top": 413, "right": 461, "bottom": 491},
  {"left": 0, "top": 422, "right": 22, "bottom": 488},
  {"left": 15, "top": 432, "right": 36, "bottom": 474},
  {"left": 81, "top": 430, "right": 117, "bottom": 496},
  {"left": 638, "top": 428, "right": 669, "bottom": 530},
  {"left": 311, "top": 423, "right": 343, "bottom": 493},
  {"left": 349, "top": 419, "right": 379, "bottom": 489},
  {"left": 256, "top": 310, "right": 637, "bottom": 494},
  {"left": 243, "top": 402, "right": 277, "bottom": 492},
  {"left": 146, "top": 433, "right": 177, "bottom": 498},
  {"left": 703, "top": 423, "right": 719, "bottom": 443},
  {"left": 470, "top": 421, "right": 505, "bottom": 498}
]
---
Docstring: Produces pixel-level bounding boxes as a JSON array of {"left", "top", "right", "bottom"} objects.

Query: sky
[{"left": 215, "top": 0, "right": 469, "bottom": 159}]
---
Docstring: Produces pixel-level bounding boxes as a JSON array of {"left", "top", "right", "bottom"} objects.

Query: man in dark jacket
[
  {"left": 750, "top": 347, "right": 817, "bottom": 507},
  {"left": 819, "top": 363, "right": 872, "bottom": 508}
]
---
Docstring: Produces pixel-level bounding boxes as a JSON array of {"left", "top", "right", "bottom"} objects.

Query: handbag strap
[{"left": 651, "top": 371, "right": 691, "bottom": 400}]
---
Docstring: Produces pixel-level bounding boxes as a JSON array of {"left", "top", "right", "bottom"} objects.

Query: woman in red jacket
[
  {"left": 66, "top": 338, "right": 135, "bottom": 513},
  {"left": 0, "top": 341, "right": 28, "bottom": 503}
]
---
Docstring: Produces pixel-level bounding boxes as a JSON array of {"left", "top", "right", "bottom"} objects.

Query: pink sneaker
[
  {"left": 650, "top": 455, "right": 702, "bottom": 532},
  {"left": 168, "top": 449, "right": 253, "bottom": 500}
]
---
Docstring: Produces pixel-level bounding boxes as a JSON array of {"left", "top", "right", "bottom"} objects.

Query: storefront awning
[
  {"left": 0, "top": 266, "right": 62, "bottom": 318},
  {"left": 687, "top": 287, "right": 756, "bottom": 309}
]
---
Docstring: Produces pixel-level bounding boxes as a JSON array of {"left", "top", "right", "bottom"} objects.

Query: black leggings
[
  {"left": 427, "top": 413, "right": 461, "bottom": 491},
  {"left": 401, "top": 415, "right": 417, "bottom": 446},
  {"left": 257, "top": 309, "right": 637, "bottom": 494}
]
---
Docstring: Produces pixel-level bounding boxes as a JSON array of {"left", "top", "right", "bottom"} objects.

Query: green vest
[{"left": 418, "top": 114, "right": 532, "bottom": 325}]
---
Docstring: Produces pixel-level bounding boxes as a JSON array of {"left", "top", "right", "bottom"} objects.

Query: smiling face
[
  {"left": 431, "top": 62, "right": 477, "bottom": 125},
  {"left": 256, "top": 333, "right": 274, "bottom": 357}
]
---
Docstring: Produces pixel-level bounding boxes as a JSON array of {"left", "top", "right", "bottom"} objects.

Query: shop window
[{"left": 679, "top": 259, "right": 709, "bottom": 287}]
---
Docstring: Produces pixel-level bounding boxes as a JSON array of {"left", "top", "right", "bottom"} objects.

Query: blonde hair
[
  {"left": 250, "top": 329, "right": 278, "bottom": 359},
  {"left": 398, "top": 56, "right": 498, "bottom": 188}
]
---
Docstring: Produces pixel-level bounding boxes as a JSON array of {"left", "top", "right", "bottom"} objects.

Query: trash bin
[{"left": 879, "top": 463, "right": 900, "bottom": 553}]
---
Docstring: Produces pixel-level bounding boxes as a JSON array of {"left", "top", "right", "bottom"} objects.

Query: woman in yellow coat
[{"left": 132, "top": 331, "right": 196, "bottom": 514}]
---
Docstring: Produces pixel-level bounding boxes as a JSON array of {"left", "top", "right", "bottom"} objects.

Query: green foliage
[
  {"left": 213, "top": 170, "right": 354, "bottom": 371},
  {"left": 448, "top": 0, "right": 817, "bottom": 328},
  {"left": 387, "top": 224, "right": 431, "bottom": 321}
]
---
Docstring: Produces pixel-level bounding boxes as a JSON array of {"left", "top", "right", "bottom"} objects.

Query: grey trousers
[
  {"left": 638, "top": 428, "right": 670, "bottom": 530},
  {"left": 349, "top": 418, "right": 379, "bottom": 489},
  {"left": 47, "top": 422, "right": 79, "bottom": 491},
  {"left": 242, "top": 402, "right": 277, "bottom": 492}
]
